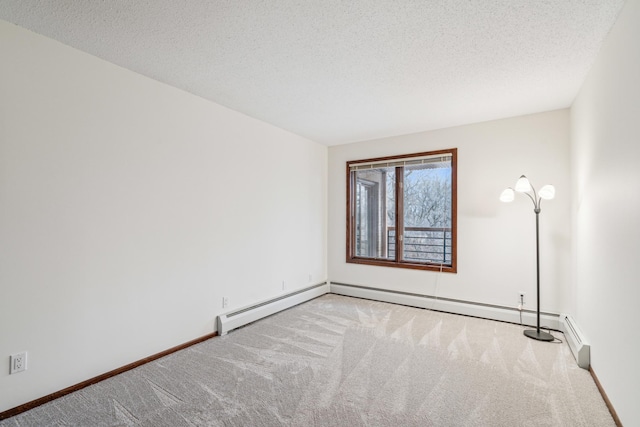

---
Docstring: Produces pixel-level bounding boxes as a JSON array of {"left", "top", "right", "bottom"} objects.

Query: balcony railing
[{"left": 388, "top": 226, "right": 452, "bottom": 264}]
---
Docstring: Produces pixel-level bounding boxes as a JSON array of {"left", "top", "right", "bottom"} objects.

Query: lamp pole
[
  {"left": 524, "top": 206, "right": 554, "bottom": 341},
  {"left": 501, "top": 176, "right": 555, "bottom": 342}
]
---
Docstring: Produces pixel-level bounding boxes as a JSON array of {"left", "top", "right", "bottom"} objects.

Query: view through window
[{"left": 347, "top": 149, "right": 457, "bottom": 272}]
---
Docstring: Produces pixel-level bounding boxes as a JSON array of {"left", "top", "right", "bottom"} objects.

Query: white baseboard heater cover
[
  {"left": 560, "top": 313, "right": 590, "bottom": 369},
  {"left": 329, "top": 282, "right": 561, "bottom": 331},
  {"left": 217, "top": 282, "right": 329, "bottom": 335}
]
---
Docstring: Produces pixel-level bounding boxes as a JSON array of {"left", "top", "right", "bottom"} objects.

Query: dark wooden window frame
[{"left": 346, "top": 148, "right": 457, "bottom": 273}]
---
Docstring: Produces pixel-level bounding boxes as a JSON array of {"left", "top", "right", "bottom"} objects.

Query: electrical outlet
[
  {"left": 10, "top": 352, "right": 27, "bottom": 374},
  {"left": 518, "top": 292, "right": 525, "bottom": 310},
  {"left": 222, "top": 297, "right": 228, "bottom": 308}
]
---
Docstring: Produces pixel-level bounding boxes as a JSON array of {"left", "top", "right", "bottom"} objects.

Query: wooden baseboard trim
[
  {"left": 590, "top": 366, "right": 622, "bottom": 427},
  {"left": 0, "top": 332, "right": 217, "bottom": 421}
]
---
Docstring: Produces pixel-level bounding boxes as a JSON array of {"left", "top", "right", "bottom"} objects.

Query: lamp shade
[
  {"left": 515, "top": 175, "right": 531, "bottom": 192},
  {"left": 500, "top": 188, "right": 515, "bottom": 202},
  {"left": 539, "top": 185, "right": 555, "bottom": 200}
]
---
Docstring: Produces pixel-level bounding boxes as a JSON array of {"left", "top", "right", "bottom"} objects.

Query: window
[{"left": 347, "top": 148, "right": 457, "bottom": 272}]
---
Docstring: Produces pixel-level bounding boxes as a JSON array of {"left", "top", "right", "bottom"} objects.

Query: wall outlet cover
[{"left": 10, "top": 352, "right": 27, "bottom": 374}]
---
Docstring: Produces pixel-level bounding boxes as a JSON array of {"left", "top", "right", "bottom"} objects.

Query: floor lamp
[{"left": 500, "top": 175, "right": 555, "bottom": 342}]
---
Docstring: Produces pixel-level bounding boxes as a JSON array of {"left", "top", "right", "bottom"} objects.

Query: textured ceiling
[{"left": 0, "top": 1, "right": 625, "bottom": 145}]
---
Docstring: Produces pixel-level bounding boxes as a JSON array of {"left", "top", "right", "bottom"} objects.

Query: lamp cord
[{"left": 542, "top": 327, "right": 564, "bottom": 344}]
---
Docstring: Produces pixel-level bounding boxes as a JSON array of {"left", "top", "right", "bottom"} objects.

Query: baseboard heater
[
  {"left": 560, "top": 313, "right": 590, "bottom": 369},
  {"left": 217, "top": 282, "right": 330, "bottom": 335},
  {"left": 329, "top": 282, "right": 561, "bottom": 331}
]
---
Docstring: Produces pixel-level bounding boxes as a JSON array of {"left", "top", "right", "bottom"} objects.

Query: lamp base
[{"left": 524, "top": 329, "right": 554, "bottom": 342}]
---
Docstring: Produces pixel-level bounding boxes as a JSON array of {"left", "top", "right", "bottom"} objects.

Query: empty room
[{"left": 1, "top": 1, "right": 638, "bottom": 425}]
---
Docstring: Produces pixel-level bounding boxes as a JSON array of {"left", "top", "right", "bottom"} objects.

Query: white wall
[
  {"left": 0, "top": 20, "right": 327, "bottom": 413},
  {"left": 570, "top": 0, "right": 640, "bottom": 424},
  {"left": 328, "top": 110, "right": 571, "bottom": 314}
]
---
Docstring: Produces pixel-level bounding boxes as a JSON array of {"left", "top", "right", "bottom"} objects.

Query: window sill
[{"left": 347, "top": 257, "right": 457, "bottom": 273}]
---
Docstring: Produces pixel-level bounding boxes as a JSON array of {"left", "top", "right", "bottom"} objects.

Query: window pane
[
  {"left": 402, "top": 161, "right": 452, "bottom": 265},
  {"left": 353, "top": 167, "right": 395, "bottom": 259}
]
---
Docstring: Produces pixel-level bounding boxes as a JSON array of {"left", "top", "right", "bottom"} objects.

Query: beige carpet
[{"left": 1, "top": 294, "right": 614, "bottom": 426}]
